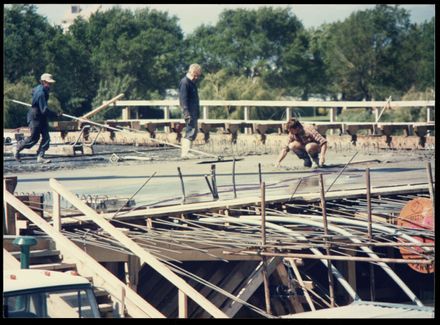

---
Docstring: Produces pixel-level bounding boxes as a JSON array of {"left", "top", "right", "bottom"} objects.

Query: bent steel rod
[
  {"left": 201, "top": 216, "right": 360, "bottom": 301},
  {"left": 224, "top": 250, "right": 433, "bottom": 265},
  {"left": 365, "top": 168, "right": 376, "bottom": 301},
  {"left": 319, "top": 174, "right": 335, "bottom": 307},
  {"left": 177, "top": 167, "right": 186, "bottom": 203},
  {"left": 253, "top": 215, "right": 425, "bottom": 306}
]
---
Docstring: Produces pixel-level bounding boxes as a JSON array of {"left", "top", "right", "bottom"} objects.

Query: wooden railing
[{"left": 113, "top": 99, "right": 435, "bottom": 123}]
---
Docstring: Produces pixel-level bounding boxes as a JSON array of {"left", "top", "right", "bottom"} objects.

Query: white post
[
  {"left": 427, "top": 106, "right": 431, "bottom": 123},
  {"left": 374, "top": 107, "right": 379, "bottom": 122},
  {"left": 329, "top": 108, "right": 336, "bottom": 123},
  {"left": 178, "top": 290, "right": 188, "bottom": 318},
  {"left": 164, "top": 106, "right": 170, "bottom": 133},
  {"left": 203, "top": 106, "right": 208, "bottom": 120},
  {"left": 244, "top": 106, "right": 250, "bottom": 134},
  {"left": 53, "top": 191, "right": 61, "bottom": 232},
  {"left": 119, "top": 286, "right": 126, "bottom": 317},
  {"left": 286, "top": 107, "right": 291, "bottom": 121},
  {"left": 122, "top": 107, "right": 130, "bottom": 120},
  {"left": 329, "top": 108, "right": 336, "bottom": 135}
]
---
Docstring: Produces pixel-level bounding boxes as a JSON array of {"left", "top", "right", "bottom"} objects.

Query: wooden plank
[
  {"left": 81, "top": 93, "right": 124, "bottom": 119},
  {"left": 198, "top": 261, "right": 259, "bottom": 318},
  {"left": 274, "top": 262, "right": 304, "bottom": 314},
  {"left": 3, "top": 176, "right": 17, "bottom": 235},
  {"left": 3, "top": 190, "right": 165, "bottom": 318},
  {"left": 286, "top": 258, "right": 316, "bottom": 311},
  {"left": 178, "top": 290, "right": 188, "bottom": 318},
  {"left": 223, "top": 258, "right": 280, "bottom": 317},
  {"left": 49, "top": 178, "right": 228, "bottom": 318}
]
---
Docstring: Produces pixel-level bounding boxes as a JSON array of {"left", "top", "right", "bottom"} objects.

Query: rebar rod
[
  {"left": 204, "top": 175, "right": 217, "bottom": 200},
  {"left": 365, "top": 168, "right": 376, "bottom": 301},
  {"left": 325, "top": 151, "right": 359, "bottom": 193},
  {"left": 232, "top": 158, "right": 237, "bottom": 199},
  {"left": 260, "top": 182, "right": 271, "bottom": 315},
  {"left": 177, "top": 167, "right": 186, "bottom": 204},
  {"left": 319, "top": 173, "right": 335, "bottom": 307},
  {"left": 224, "top": 250, "right": 433, "bottom": 265}
]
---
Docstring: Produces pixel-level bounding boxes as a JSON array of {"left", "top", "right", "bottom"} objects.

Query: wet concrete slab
[{"left": 3, "top": 144, "right": 435, "bottom": 209}]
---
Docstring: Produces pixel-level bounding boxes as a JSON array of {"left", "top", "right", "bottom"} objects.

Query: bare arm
[
  {"left": 319, "top": 143, "right": 328, "bottom": 166},
  {"left": 275, "top": 147, "right": 289, "bottom": 167}
]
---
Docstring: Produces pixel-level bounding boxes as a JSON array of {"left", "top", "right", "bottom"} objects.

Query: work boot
[
  {"left": 310, "top": 153, "right": 321, "bottom": 168},
  {"left": 11, "top": 145, "right": 21, "bottom": 162},
  {"left": 181, "top": 138, "right": 194, "bottom": 159},
  {"left": 37, "top": 154, "right": 51, "bottom": 164},
  {"left": 294, "top": 149, "right": 312, "bottom": 168}
]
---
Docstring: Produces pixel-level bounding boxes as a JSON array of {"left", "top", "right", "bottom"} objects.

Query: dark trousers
[
  {"left": 184, "top": 117, "right": 198, "bottom": 141},
  {"left": 16, "top": 121, "right": 50, "bottom": 157}
]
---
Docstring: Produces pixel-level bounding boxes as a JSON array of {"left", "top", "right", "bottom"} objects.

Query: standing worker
[
  {"left": 275, "top": 118, "right": 328, "bottom": 168},
  {"left": 12, "top": 73, "right": 61, "bottom": 164},
  {"left": 179, "top": 63, "right": 202, "bottom": 159}
]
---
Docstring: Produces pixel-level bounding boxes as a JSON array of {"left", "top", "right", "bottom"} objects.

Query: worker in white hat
[{"left": 12, "top": 73, "right": 61, "bottom": 164}]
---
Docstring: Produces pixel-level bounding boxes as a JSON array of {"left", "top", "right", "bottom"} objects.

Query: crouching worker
[
  {"left": 12, "top": 73, "right": 61, "bottom": 164},
  {"left": 275, "top": 118, "right": 328, "bottom": 168}
]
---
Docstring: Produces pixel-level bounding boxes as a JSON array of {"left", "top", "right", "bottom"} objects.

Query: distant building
[{"left": 60, "top": 4, "right": 102, "bottom": 32}]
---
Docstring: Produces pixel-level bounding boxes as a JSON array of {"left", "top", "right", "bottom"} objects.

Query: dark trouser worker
[
  {"left": 179, "top": 63, "right": 202, "bottom": 159},
  {"left": 13, "top": 120, "right": 51, "bottom": 164},
  {"left": 12, "top": 72, "right": 58, "bottom": 164},
  {"left": 181, "top": 116, "right": 198, "bottom": 158}
]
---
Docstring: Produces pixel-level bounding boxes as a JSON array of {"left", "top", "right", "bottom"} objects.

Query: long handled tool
[{"left": 10, "top": 99, "right": 239, "bottom": 163}]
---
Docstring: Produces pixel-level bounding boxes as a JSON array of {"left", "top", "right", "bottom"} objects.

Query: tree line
[{"left": 4, "top": 4, "right": 434, "bottom": 127}]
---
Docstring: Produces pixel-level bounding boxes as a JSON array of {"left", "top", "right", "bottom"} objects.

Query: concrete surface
[{"left": 3, "top": 142, "right": 435, "bottom": 209}]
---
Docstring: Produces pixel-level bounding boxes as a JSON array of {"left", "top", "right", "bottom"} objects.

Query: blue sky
[{"left": 33, "top": 4, "right": 435, "bottom": 35}]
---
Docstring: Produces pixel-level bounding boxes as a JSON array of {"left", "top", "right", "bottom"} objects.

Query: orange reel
[{"left": 397, "top": 198, "right": 434, "bottom": 274}]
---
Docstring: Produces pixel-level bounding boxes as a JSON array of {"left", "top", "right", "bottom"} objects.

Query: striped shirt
[{"left": 285, "top": 124, "right": 327, "bottom": 151}]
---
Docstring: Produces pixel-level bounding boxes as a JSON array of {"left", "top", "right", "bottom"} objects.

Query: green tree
[
  {"left": 91, "top": 76, "right": 135, "bottom": 121},
  {"left": 4, "top": 4, "right": 54, "bottom": 82},
  {"left": 405, "top": 18, "right": 435, "bottom": 91},
  {"left": 317, "top": 5, "right": 414, "bottom": 100},
  {"left": 44, "top": 30, "right": 97, "bottom": 116},
  {"left": 199, "top": 69, "right": 283, "bottom": 120},
  {"left": 69, "top": 7, "right": 185, "bottom": 101},
  {"left": 185, "top": 7, "right": 303, "bottom": 80}
]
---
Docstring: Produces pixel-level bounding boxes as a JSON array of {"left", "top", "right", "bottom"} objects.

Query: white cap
[{"left": 40, "top": 73, "right": 56, "bottom": 83}]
